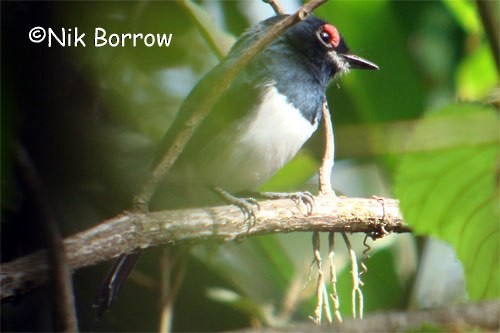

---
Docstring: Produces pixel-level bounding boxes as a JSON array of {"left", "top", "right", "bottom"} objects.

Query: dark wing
[
  {"left": 154, "top": 63, "right": 268, "bottom": 165},
  {"left": 152, "top": 13, "right": 286, "bottom": 168}
]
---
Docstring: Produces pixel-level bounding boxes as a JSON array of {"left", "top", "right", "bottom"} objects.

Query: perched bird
[{"left": 95, "top": 14, "right": 378, "bottom": 317}]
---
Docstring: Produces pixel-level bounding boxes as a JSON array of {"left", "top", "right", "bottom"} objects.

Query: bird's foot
[
  {"left": 213, "top": 187, "right": 260, "bottom": 229},
  {"left": 258, "top": 191, "right": 315, "bottom": 215}
]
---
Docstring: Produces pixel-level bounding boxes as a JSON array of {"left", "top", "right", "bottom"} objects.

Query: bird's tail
[{"left": 94, "top": 252, "right": 141, "bottom": 319}]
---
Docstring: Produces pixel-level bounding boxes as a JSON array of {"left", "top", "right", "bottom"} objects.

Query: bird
[{"left": 94, "top": 14, "right": 379, "bottom": 317}]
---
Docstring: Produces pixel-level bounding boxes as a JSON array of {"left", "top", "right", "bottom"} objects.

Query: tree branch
[
  {"left": 1, "top": 196, "right": 407, "bottom": 301},
  {"left": 263, "top": 0, "right": 285, "bottom": 15},
  {"left": 179, "top": 0, "right": 234, "bottom": 60},
  {"left": 13, "top": 144, "right": 78, "bottom": 332},
  {"left": 237, "top": 300, "right": 500, "bottom": 332},
  {"left": 476, "top": 0, "right": 499, "bottom": 72}
]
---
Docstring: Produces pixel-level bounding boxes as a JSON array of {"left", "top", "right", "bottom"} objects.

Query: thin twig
[
  {"left": 132, "top": 0, "right": 329, "bottom": 212},
  {"left": 276, "top": 273, "right": 306, "bottom": 324},
  {"left": 179, "top": 0, "right": 234, "bottom": 60},
  {"left": 310, "top": 232, "right": 323, "bottom": 324},
  {"left": 321, "top": 280, "right": 332, "bottom": 324},
  {"left": 341, "top": 232, "right": 363, "bottom": 319},
  {"left": 309, "top": 232, "right": 332, "bottom": 325},
  {"left": 263, "top": 0, "right": 285, "bottom": 15},
  {"left": 359, "top": 234, "right": 374, "bottom": 290},
  {"left": 476, "top": 0, "right": 499, "bottom": 72},
  {"left": 158, "top": 248, "right": 189, "bottom": 333},
  {"left": 327, "top": 232, "right": 342, "bottom": 323},
  {"left": 315, "top": 52, "right": 336, "bottom": 325},
  {"left": 159, "top": 248, "right": 174, "bottom": 333},
  {"left": 14, "top": 144, "right": 78, "bottom": 332},
  {"left": 319, "top": 98, "right": 335, "bottom": 196}
]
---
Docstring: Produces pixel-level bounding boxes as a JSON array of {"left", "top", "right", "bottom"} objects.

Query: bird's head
[{"left": 281, "top": 16, "right": 379, "bottom": 79}]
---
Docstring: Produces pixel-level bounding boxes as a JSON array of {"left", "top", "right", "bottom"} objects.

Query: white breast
[{"left": 199, "top": 85, "right": 318, "bottom": 192}]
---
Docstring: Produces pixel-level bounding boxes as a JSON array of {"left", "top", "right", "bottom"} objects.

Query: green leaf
[
  {"left": 337, "top": 247, "right": 405, "bottom": 314},
  {"left": 193, "top": 234, "right": 297, "bottom": 305},
  {"left": 394, "top": 103, "right": 499, "bottom": 300},
  {"left": 335, "top": 109, "right": 497, "bottom": 157},
  {"left": 179, "top": 0, "right": 235, "bottom": 59},
  {"left": 259, "top": 152, "right": 318, "bottom": 191},
  {"left": 317, "top": 0, "right": 426, "bottom": 122},
  {"left": 456, "top": 43, "right": 498, "bottom": 101},
  {"left": 442, "top": 0, "right": 482, "bottom": 34},
  {"left": 206, "top": 287, "right": 266, "bottom": 320}
]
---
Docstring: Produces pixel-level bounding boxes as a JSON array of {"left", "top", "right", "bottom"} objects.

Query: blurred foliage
[
  {"left": 456, "top": 43, "right": 497, "bottom": 100},
  {"left": 319, "top": 0, "right": 426, "bottom": 123},
  {"left": 443, "top": 0, "right": 482, "bottom": 33},
  {"left": 336, "top": 246, "right": 406, "bottom": 314},
  {"left": 394, "top": 104, "right": 498, "bottom": 300},
  {"left": 1, "top": 0, "right": 498, "bottom": 331}
]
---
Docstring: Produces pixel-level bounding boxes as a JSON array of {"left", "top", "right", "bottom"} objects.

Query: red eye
[
  {"left": 318, "top": 24, "right": 340, "bottom": 48},
  {"left": 319, "top": 31, "right": 331, "bottom": 43}
]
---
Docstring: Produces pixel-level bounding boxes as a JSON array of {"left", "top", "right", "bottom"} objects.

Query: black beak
[{"left": 342, "top": 53, "right": 379, "bottom": 70}]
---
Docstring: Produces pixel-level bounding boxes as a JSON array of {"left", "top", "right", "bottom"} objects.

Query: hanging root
[
  {"left": 358, "top": 235, "right": 371, "bottom": 288},
  {"left": 309, "top": 232, "right": 332, "bottom": 325},
  {"left": 328, "top": 232, "right": 342, "bottom": 323}
]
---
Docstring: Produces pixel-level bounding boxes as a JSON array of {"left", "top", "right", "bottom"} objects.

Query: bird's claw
[
  {"left": 290, "top": 191, "right": 315, "bottom": 215},
  {"left": 258, "top": 191, "right": 315, "bottom": 215},
  {"left": 213, "top": 187, "right": 260, "bottom": 231},
  {"left": 235, "top": 197, "right": 260, "bottom": 230},
  {"left": 245, "top": 197, "right": 261, "bottom": 211}
]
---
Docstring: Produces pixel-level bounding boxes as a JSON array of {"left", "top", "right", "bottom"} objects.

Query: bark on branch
[
  {"left": 237, "top": 300, "right": 500, "bottom": 332},
  {"left": 1, "top": 195, "right": 407, "bottom": 301}
]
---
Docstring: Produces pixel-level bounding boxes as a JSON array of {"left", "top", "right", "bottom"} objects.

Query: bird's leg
[
  {"left": 213, "top": 187, "right": 260, "bottom": 228},
  {"left": 255, "top": 191, "right": 315, "bottom": 215}
]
